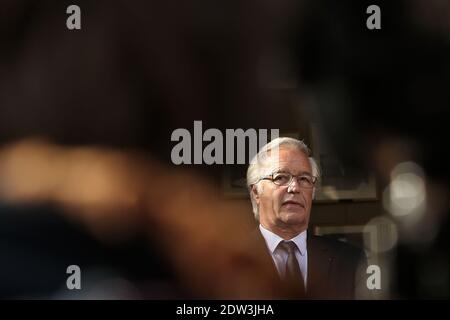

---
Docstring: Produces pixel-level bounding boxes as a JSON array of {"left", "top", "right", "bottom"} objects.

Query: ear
[{"left": 251, "top": 184, "right": 260, "bottom": 204}]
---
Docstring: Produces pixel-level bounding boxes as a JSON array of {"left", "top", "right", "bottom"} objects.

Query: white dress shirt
[{"left": 259, "top": 224, "right": 308, "bottom": 288}]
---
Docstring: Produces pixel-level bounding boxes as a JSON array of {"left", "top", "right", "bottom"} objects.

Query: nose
[{"left": 287, "top": 177, "right": 300, "bottom": 193}]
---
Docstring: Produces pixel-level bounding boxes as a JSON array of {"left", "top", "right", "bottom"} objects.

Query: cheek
[
  {"left": 304, "top": 192, "right": 313, "bottom": 208},
  {"left": 260, "top": 187, "right": 282, "bottom": 208},
  {"left": 272, "top": 189, "right": 286, "bottom": 208}
]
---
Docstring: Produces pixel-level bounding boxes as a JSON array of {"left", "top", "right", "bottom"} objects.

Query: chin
[{"left": 281, "top": 211, "right": 306, "bottom": 225}]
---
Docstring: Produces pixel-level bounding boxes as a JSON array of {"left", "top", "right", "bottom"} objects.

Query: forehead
[{"left": 261, "top": 146, "right": 312, "bottom": 174}]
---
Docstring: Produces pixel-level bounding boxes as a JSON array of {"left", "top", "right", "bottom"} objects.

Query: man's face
[{"left": 253, "top": 147, "right": 314, "bottom": 237}]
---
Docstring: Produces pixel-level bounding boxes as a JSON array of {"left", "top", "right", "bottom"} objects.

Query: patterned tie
[{"left": 279, "top": 240, "right": 306, "bottom": 296}]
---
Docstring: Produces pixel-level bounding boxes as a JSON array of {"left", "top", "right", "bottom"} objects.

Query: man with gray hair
[{"left": 247, "top": 137, "right": 368, "bottom": 299}]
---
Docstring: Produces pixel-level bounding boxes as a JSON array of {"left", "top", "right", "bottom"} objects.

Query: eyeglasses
[{"left": 257, "top": 172, "right": 317, "bottom": 188}]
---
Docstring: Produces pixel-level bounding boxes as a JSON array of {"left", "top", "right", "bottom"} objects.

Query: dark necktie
[{"left": 279, "top": 240, "right": 306, "bottom": 296}]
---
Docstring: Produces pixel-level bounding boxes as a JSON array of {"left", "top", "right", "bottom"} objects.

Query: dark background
[{"left": 1, "top": 0, "right": 449, "bottom": 299}]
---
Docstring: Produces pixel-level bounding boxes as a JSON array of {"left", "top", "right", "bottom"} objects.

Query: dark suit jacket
[{"left": 253, "top": 229, "right": 369, "bottom": 299}]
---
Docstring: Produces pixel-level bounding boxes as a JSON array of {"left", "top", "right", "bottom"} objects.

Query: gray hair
[{"left": 246, "top": 137, "right": 320, "bottom": 221}]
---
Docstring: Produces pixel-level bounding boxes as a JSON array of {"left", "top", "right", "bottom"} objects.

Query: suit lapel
[{"left": 307, "top": 235, "right": 335, "bottom": 298}]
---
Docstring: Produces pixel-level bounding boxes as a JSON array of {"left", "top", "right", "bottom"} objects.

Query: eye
[
  {"left": 299, "top": 176, "right": 310, "bottom": 182},
  {"left": 299, "top": 175, "right": 314, "bottom": 186},
  {"left": 273, "top": 173, "right": 290, "bottom": 185}
]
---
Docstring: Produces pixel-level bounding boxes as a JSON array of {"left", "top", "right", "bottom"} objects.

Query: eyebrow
[{"left": 273, "top": 169, "right": 313, "bottom": 176}]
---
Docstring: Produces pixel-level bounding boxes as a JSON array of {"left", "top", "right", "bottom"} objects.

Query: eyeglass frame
[{"left": 255, "top": 171, "right": 318, "bottom": 189}]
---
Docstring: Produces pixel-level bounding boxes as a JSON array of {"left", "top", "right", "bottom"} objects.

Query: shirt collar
[{"left": 259, "top": 224, "right": 307, "bottom": 256}]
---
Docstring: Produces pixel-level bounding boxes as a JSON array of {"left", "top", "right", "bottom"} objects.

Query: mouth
[{"left": 282, "top": 200, "right": 304, "bottom": 208}]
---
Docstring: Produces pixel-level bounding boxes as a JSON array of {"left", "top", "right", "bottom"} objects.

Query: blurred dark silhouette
[{"left": 0, "top": 0, "right": 291, "bottom": 299}]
